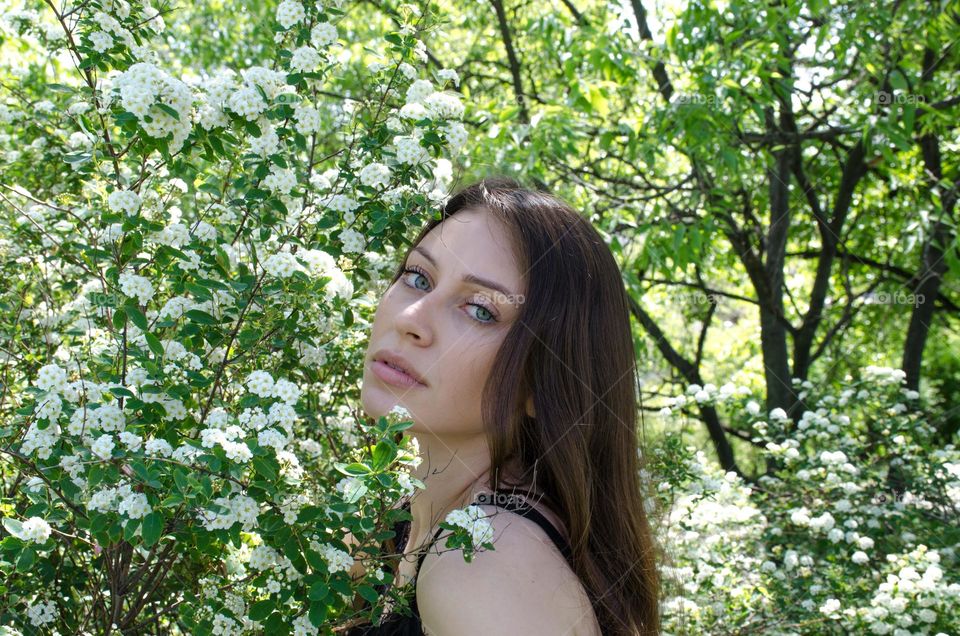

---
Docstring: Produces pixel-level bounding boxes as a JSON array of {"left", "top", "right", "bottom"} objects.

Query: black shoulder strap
[{"left": 472, "top": 490, "right": 574, "bottom": 562}]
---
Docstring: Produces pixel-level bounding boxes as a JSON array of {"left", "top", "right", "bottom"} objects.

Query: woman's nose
[{"left": 393, "top": 294, "right": 436, "bottom": 346}]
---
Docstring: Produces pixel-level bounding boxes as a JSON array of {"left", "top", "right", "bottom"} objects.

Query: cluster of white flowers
[
  {"left": 198, "top": 493, "right": 260, "bottom": 531},
  {"left": 21, "top": 516, "right": 52, "bottom": 543},
  {"left": 863, "top": 365, "right": 907, "bottom": 386},
  {"left": 107, "top": 189, "right": 141, "bottom": 216},
  {"left": 310, "top": 22, "right": 337, "bottom": 48},
  {"left": 263, "top": 250, "right": 302, "bottom": 279},
  {"left": 118, "top": 270, "right": 155, "bottom": 304},
  {"left": 263, "top": 165, "right": 296, "bottom": 195},
  {"left": 35, "top": 363, "right": 69, "bottom": 393},
  {"left": 90, "top": 433, "right": 116, "bottom": 459},
  {"left": 444, "top": 505, "right": 495, "bottom": 546},
  {"left": 442, "top": 120, "right": 468, "bottom": 153},
  {"left": 226, "top": 84, "right": 266, "bottom": 121},
  {"left": 112, "top": 62, "right": 193, "bottom": 153},
  {"left": 88, "top": 29, "right": 113, "bottom": 52},
  {"left": 26, "top": 599, "right": 57, "bottom": 627},
  {"left": 359, "top": 162, "right": 391, "bottom": 189},
  {"left": 86, "top": 481, "right": 152, "bottom": 519},
  {"left": 152, "top": 221, "right": 191, "bottom": 249},
  {"left": 292, "top": 613, "right": 319, "bottom": 636},
  {"left": 318, "top": 543, "right": 354, "bottom": 573},
  {"left": 339, "top": 227, "right": 365, "bottom": 253},
  {"left": 393, "top": 131, "right": 430, "bottom": 166},
  {"left": 275, "top": 0, "right": 305, "bottom": 29},
  {"left": 289, "top": 45, "right": 321, "bottom": 73},
  {"left": 293, "top": 103, "right": 322, "bottom": 135},
  {"left": 145, "top": 437, "right": 174, "bottom": 457}
]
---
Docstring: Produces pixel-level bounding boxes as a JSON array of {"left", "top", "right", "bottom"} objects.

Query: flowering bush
[
  {"left": 652, "top": 368, "right": 960, "bottom": 635},
  {"left": 0, "top": 0, "right": 487, "bottom": 633}
]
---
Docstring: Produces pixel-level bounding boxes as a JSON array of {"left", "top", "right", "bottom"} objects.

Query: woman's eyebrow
[{"left": 411, "top": 245, "right": 518, "bottom": 299}]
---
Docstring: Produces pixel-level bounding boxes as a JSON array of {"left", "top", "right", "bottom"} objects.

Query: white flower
[
  {"left": 442, "top": 121, "right": 468, "bottom": 152},
  {"left": 21, "top": 517, "right": 52, "bottom": 543},
  {"left": 113, "top": 63, "right": 193, "bottom": 153},
  {"left": 89, "top": 29, "right": 113, "bottom": 52},
  {"left": 119, "top": 431, "right": 142, "bottom": 452},
  {"left": 311, "top": 22, "right": 338, "bottom": 48},
  {"left": 852, "top": 550, "right": 869, "bottom": 564},
  {"left": 227, "top": 85, "right": 267, "bottom": 121},
  {"left": 293, "top": 104, "right": 322, "bottom": 135},
  {"left": 275, "top": 0, "right": 305, "bottom": 29},
  {"left": 424, "top": 92, "right": 464, "bottom": 119},
  {"left": 339, "top": 228, "right": 365, "bottom": 253},
  {"left": 399, "top": 102, "right": 428, "bottom": 120},
  {"left": 118, "top": 271, "right": 155, "bottom": 305},
  {"left": 393, "top": 134, "right": 428, "bottom": 165},
  {"left": 319, "top": 544, "right": 354, "bottom": 573},
  {"left": 263, "top": 165, "right": 296, "bottom": 195},
  {"left": 819, "top": 598, "right": 841, "bottom": 617},
  {"left": 36, "top": 363, "right": 68, "bottom": 393},
  {"left": 246, "top": 370, "right": 275, "bottom": 398},
  {"left": 272, "top": 378, "right": 302, "bottom": 405},
  {"left": 360, "top": 162, "right": 392, "bottom": 189},
  {"left": 263, "top": 251, "right": 302, "bottom": 279},
  {"left": 290, "top": 45, "right": 321, "bottom": 73},
  {"left": 437, "top": 69, "right": 460, "bottom": 86},
  {"left": 445, "top": 505, "right": 494, "bottom": 546},
  {"left": 108, "top": 189, "right": 141, "bottom": 216},
  {"left": 26, "top": 599, "right": 57, "bottom": 627},
  {"left": 405, "top": 79, "right": 434, "bottom": 104},
  {"left": 145, "top": 437, "right": 173, "bottom": 457},
  {"left": 91, "top": 434, "right": 115, "bottom": 459},
  {"left": 118, "top": 491, "right": 151, "bottom": 519}
]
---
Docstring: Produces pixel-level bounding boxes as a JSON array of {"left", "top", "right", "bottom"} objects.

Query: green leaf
[
  {"left": 249, "top": 599, "right": 274, "bottom": 621},
  {"left": 308, "top": 601, "right": 328, "bottom": 627},
  {"left": 113, "top": 308, "right": 126, "bottom": 330},
  {"left": 2, "top": 517, "right": 24, "bottom": 539},
  {"left": 371, "top": 441, "right": 396, "bottom": 471},
  {"left": 154, "top": 103, "right": 181, "bottom": 121},
  {"left": 341, "top": 462, "right": 372, "bottom": 476},
  {"left": 125, "top": 305, "right": 149, "bottom": 331},
  {"left": 16, "top": 547, "right": 35, "bottom": 572},
  {"left": 253, "top": 456, "right": 278, "bottom": 481},
  {"left": 145, "top": 332, "right": 164, "bottom": 357},
  {"left": 308, "top": 580, "right": 329, "bottom": 601},
  {"left": 358, "top": 585, "right": 379, "bottom": 604},
  {"left": 185, "top": 309, "right": 218, "bottom": 325},
  {"left": 142, "top": 512, "right": 163, "bottom": 547}
]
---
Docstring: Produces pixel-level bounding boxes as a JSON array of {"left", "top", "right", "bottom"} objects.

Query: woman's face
[{"left": 361, "top": 207, "right": 525, "bottom": 436}]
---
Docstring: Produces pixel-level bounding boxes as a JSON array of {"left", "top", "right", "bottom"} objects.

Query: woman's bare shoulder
[{"left": 415, "top": 504, "right": 600, "bottom": 636}]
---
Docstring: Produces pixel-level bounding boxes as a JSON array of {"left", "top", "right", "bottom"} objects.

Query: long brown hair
[{"left": 385, "top": 176, "right": 661, "bottom": 635}]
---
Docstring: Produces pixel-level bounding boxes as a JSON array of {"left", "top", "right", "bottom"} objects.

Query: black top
[{"left": 343, "top": 488, "right": 573, "bottom": 635}]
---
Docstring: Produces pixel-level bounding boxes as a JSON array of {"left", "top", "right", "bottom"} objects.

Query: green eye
[{"left": 401, "top": 266, "right": 499, "bottom": 325}]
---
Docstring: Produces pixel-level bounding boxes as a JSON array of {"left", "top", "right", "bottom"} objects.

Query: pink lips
[{"left": 371, "top": 359, "right": 428, "bottom": 388}]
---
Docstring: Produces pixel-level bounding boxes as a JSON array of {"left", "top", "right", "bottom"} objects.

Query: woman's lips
[{"left": 371, "top": 359, "right": 428, "bottom": 388}]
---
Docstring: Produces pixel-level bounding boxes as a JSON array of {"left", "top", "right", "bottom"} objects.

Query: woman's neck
[{"left": 407, "top": 430, "right": 493, "bottom": 541}]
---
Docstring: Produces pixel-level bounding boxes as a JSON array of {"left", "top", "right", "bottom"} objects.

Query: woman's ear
[{"left": 525, "top": 394, "right": 536, "bottom": 418}]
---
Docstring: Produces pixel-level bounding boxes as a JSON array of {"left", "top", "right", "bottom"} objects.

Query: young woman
[{"left": 346, "top": 177, "right": 661, "bottom": 635}]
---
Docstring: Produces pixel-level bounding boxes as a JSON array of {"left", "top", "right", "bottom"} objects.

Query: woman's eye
[
  {"left": 468, "top": 303, "right": 496, "bottom": 323},
  {"left": 401, "top": 268, "right": 431, "bottom": 291},
  {"left": 401, "top": 267, "right": 499, "bottom": 324}
]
